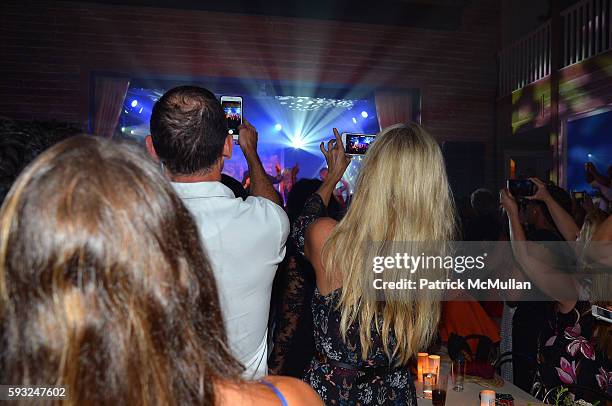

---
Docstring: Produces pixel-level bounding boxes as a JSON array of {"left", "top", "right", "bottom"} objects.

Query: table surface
[{"left": 416, "top": 378, "right": 543, "bottom": 406}]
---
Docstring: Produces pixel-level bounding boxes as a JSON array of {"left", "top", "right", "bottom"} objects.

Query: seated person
[{"left": 0, "top": 135, "right": 321, "bottom": 406}]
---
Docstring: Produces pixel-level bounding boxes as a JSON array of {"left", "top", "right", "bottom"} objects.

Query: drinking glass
[
  {"left": 432, "top": 374, "right": 448, "bottom": 406},
  {"left": 451, "top": 359, "right": 466, "bottom": 392},
  {"left": 423, "top": 371, "right": 437, "bottom": 397}
]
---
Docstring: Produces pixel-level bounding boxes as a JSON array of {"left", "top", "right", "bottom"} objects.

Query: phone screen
[
  {"left": 345, "top": 134, "right": 376, "bottom": 155},
  {"left": 507, "top": 179, "right": 535, "bottom": 198},
  {"left": 593, "top": 305, "right": 612, "bottom": 323},
  {"left": 221, "top": 100, "right": 242, "bottom": 135}
]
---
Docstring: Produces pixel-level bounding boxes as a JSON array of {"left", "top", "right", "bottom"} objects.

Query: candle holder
[
  {"left": 417, "top": 352, "right": 428, "bottom": 383},
  {"left": 428, "top": 354, "right": 441, "bottom": 376},
  {"left": 480, "top": 389, "right": 496, "bottom": 406}
]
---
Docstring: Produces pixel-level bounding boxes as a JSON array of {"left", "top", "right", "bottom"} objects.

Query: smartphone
[
  {"left": 220, "top": 96, "right": 243, "bottom": 141},
  {"left": 341, "top": 133, "right": 376, "bottom": 155},
  {"left": 592, "top": 305, "right": 612, "bottom": 324},
  {"left": 506, "top": 179, "right": 536, "bottom": 199}
]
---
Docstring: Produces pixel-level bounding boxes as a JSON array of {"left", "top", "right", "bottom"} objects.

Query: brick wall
[{"left": 0, "top": 0, "right": 500, "bottom": 183}]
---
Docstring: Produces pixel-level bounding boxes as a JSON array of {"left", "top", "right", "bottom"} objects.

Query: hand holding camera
[
  {"left": 238, "top": 119, "right": 259, "bottom": 157},
  {"left": 499, "top": 188, "right": 519, "bottom": 217},
  {"left": 524, "top": 177, "right": 552, "bottom": 203}
]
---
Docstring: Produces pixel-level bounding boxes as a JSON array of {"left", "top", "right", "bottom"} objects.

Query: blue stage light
[
  {"left": 138, "top": 107, "right": 144, "bottom": 114},
  {"left": 121, "top": 127, "right": 126, "bottom": 132},
  {"left": 352, "top": 117, "right": 357, "bottom": 124},
  {"left": 274, "top": 123, "right": 282, "bottom": 131},
  {"left": 587, "top": 153, "right": 593, "bottom": 158},
  {"left": 361, "top": 111, "right": 368, "bottom": 118},
  {"left": 131, "top": 99, "right": 138, "bottom": 108}
]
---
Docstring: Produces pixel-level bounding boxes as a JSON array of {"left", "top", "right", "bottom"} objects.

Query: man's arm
[{"left": 238, "top": 120, "right": 281, "bottom": 206}]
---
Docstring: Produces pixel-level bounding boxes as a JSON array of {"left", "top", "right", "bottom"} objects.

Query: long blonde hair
[{"left": 321, "top": 123, "right": 457, "bottom": 365}]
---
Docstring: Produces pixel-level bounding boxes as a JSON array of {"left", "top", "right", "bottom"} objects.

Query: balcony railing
[{"left": 499, "top": 0, "right": 612, "bottom": 96}]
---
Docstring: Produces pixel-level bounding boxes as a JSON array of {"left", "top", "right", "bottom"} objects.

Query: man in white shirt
[{"left": 145, "top": 86, "right": 289, "bottom": 379}]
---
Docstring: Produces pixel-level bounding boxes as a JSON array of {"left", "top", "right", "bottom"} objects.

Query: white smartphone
[
  {"left": 592, "top": 305, "right": 612, "bottom": 324},
  {"left": 341, "top": 133, "right": 376, "bottom": 156},
  {"left": 220, "top": 96, "right": 243, "bottom": 141}
]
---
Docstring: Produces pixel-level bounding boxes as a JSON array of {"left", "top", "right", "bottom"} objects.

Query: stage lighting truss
[{"left": 275, "top": 96, "right": 355, "bottom": 112}]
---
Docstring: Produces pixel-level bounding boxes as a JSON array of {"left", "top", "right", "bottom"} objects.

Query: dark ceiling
[{"left": 64, "top": 0, "right": 469, "bottom": 29}]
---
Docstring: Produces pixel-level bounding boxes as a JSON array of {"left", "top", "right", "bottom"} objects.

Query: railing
[
  {"left": 562, "top": 0, "right": 612, "bottom": 66},
  {"left": 499, "top": 22, "right": 551, "bottom": 96},
  {"left": 498, "top": 0, "right": 612, "bottom": 96}
]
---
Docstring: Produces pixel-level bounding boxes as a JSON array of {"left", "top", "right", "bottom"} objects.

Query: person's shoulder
[
  {"left": 262, "top": 376, "right": 323, "bottom": 406},
  {"left": 241, "top": 196, "right": 289, "bottom": 233},
  {"left": 216, "top": 377, "right": 322, "bottom": 406},
  {"left": 307, "top": 217, "right": 338, "bottom": 239}
]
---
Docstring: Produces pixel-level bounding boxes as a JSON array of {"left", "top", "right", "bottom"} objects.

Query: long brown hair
[{"left": 0, "top": 136, "right": 243, "bottom": 405}]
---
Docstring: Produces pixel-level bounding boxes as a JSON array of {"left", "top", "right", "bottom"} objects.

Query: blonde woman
[{"left": 293, "top": 124, "right": 456, "bottom": 405}]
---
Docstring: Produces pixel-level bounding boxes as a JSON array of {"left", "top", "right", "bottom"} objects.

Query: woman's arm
[
  {"left": 500, "top": 188, "right": 578, "bottom": 311},
  {"left": 527, "top": 177, "right": 579, "bottom": 241},
  {"left": 290, "top": 128, "right": 350, "bottom": 256}
]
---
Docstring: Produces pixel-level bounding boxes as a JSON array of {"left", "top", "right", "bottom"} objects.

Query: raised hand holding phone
[
  {"left": 237, "top": 119, "right": 258, "bottom": 156},
  {"left": 525, "top": 177, "right": 551, "bottom": 203}
]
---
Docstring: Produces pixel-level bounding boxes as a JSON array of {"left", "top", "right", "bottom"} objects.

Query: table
[{"left": 416, "top": 378, "right": 542, "bottom": 406}]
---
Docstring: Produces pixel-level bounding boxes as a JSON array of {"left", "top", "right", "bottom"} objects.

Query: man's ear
[
  {"left": 222, "top": 134, "right": 233, "bottom": 160},
  {"left": 145, "top": 135, "right": 159, "bottom": 161}
]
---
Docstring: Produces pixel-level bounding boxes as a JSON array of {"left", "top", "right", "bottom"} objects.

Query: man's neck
[{"left": 170, "top": 170, "right": 221, "bottom": 183}]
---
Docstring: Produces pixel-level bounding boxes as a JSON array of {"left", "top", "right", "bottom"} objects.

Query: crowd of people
[{"left": 0, "top": 84, "right": 611, "bottom": 405}]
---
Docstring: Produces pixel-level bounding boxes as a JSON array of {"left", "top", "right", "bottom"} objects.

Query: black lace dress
[{"left": 292, "top": 193, "right": 418, "bottom": 406}]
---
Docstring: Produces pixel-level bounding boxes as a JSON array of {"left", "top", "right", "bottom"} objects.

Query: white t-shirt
[{"left": 173, "top": 181, "right": 289, "bottom": 379}]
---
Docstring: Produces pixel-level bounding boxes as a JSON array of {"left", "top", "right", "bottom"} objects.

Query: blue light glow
[
  {"left": 131, "top": 99, "right": 138, "bottom": 108},
  {"left": 361, "top": 111, "right": 368, "bottom": 118},
  {"left": 118, "top": 85, "right": 380, "bottom": 183},
  {"left": 292, "top": 136, "right": 305, "bottom": 149}
]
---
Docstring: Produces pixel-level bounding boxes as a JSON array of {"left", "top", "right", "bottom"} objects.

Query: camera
[
  {"left": 341, "top": 133, "right": 376, "bottom": 156},
  {"left": 220, "top": 96, "right": 243, "bottom": 141},
  {"left": 506, "top": 179, "right": 536, "bottom": 199}
]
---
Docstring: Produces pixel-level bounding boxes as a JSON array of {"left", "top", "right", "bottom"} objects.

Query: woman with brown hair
[{"left": 0, "top": 136, "right": 321, "bottom": 406}]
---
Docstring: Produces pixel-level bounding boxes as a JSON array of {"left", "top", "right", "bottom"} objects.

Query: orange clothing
[{"left": 440, "top": 301, "right": 501, "bottom": 355}]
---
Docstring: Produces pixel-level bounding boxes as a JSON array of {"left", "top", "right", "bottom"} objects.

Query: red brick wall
[{"left": 0, "top": 0, "right": 500, "bottom": 183}]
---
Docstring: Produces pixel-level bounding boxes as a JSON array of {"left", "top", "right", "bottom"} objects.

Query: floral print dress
[
  {"left": 293, "top": 194, "right": 417, "bottom": 406},
  {"left": 537, "top": 302, "right": 612, "bottom": 397}
]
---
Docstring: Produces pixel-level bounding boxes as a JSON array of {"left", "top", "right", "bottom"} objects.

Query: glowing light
[
  {"left": 587, "top": 153, "right": 593, "bottom": 158},
  {"left": 130, "top": 130, "right": 135, "bottom": 134},
  {"left": 292, "top": 136, "right": 305, "bottom": 149},
  {"left": 138, "top": 107, "right": 144, "bottom": 114},
  {"left": 274, "top": 123, "right": 282, "bottom": 131},
  {"left": 352, "top": 117, "right": 357, "bottom": 124},
  {"left": 361, "top": 111, "right": 368, "bottom": 118},
  {"left": 131, "top": 99, "right": 138, "bottom": 108},
  {"left": 121, "top": 127, "right": 126, "bottom": 132}
]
